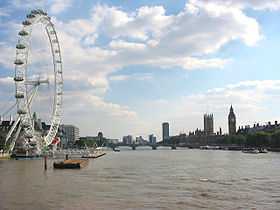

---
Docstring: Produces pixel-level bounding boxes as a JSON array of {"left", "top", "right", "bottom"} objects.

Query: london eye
[{"left": 4, "top": 9, "right": 63, "bottom": 155}]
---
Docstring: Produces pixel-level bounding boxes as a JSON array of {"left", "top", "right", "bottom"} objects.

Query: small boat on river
[
  {"left": 242, "top": 148, "right": 259, "bottom": 154},
  {"left": 113, "top": 148, "right": 120, "bottom": 152},
  {"left": 258, "top": 148, "right": 268, "bottom": 153}
]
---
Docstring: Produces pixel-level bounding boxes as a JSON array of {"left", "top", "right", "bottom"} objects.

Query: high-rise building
[
  {"left": 162, "top": 122, "right": 169, "bottom": 142},
  {"left": 149, "top": 134, "right": 157, "bottom": 144},
  {"left": 228, "top": 105, "right": 236, "bottom": 135},
  {"left": 204, "top": 114, "right": 214, "bottom": 136},
  {"left": 122, "top": 135, "right": 133, "bottom": 145},
  {"left": 61, "top": 124, "right": 80, "bottom": 146}
]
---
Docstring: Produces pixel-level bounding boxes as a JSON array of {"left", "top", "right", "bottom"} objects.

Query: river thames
[{"left": 0, "top": 148, "right": 279, "bottom": 210}]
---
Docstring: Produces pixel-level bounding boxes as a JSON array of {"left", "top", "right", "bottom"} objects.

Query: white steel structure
[{"left": 4, "top": 9, "right": 63, "bottom": 154}]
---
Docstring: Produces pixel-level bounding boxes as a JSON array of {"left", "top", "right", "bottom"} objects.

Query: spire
[
  {"left": 228, "top": 105, "right": 236, "bottom": 119},
  {"left": 230, "top": 104, "right": 234, "bottom": 113}
]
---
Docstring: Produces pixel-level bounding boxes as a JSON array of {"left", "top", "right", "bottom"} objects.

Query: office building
[
  {"left": 123, "top": 135, "right": 133, "bottom": 145},
  {"left": 61, "top": 124, "right": 80, "bottom": 146},
  {"left": 162, "top": 122, "right": 169, "bottom": 142}
]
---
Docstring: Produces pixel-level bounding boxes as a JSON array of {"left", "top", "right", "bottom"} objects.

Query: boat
[
  {"left": 113, "top": 148, "right": 120, "bottom": 152},
  {"left": 200, "top": 145, "right": 221, "bottom": 150},
  {"left": 258, "top": 148, "right": 268, "bottom": 153},
  {"left": 53, "top": 159, "right": 89, "bottom": 169},
  {"left": 242, "top": 148, "right": 259, "bottom": 154}
]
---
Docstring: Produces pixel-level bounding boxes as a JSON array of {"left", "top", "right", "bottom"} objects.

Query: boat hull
[{"left": 53, "top": 159, "right": 89, "bottom": 169}]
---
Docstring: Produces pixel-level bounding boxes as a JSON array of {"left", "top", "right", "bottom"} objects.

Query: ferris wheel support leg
[
  {"left": 5, "top": 86, "right": 39, "bottom": 153},
  {"left": 8, "top": 125, "right": 22, "bottom": 153},
  {"left": 4, "top": 116, "right": 20, "bottom": 145}
]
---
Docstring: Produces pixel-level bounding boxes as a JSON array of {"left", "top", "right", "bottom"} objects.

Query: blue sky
[{"left": 1, "top": 0, "right": 280, "bottom": 140}]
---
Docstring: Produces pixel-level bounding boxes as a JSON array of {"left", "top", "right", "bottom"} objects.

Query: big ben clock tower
[{"left": 228, "top": 105, "right": 236, "bottom": 135}]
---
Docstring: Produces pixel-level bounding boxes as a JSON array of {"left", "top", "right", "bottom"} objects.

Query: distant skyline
[{"left": 1, "top": 0, "right": 280, "bottom": 140}]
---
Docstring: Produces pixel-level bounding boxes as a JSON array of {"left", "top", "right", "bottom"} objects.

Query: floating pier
[
  {"left": 53, "top": 159, "right": 89, "bottom": 169},
  {"left": 0, "top": 153, "right": 10, "bottom": 160},
  {"left": 81, "top": 152, "right": 106, "bottom": 159}
]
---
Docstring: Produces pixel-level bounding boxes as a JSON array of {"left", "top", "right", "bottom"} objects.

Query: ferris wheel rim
[{"left": 14, "top": 9, "right": 63, "bottom": 148}]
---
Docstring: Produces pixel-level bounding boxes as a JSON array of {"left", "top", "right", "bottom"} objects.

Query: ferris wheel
[{"left": 4, "top": 9, "right": 63, "bottom": 154}]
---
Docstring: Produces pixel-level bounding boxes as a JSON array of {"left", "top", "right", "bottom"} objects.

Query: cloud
[
  {"left": 109, "top": 73, "right": 153, "bottom": 82},
  {"left": 193, "top": 0, "right": 280, "bottom": 11},
  {"left": 146, "top": 57, "right": 230, "bottom": 70},
  {"left": 49, "top": 0, "right": 73, "bottom": 14},
  {"left": 0, "top": 8, "right": 9, "bottom": 17},
  {"left": 0, "top": 42, "right": 15, "bottom": 69},
  {"left": 61, "top": 91, "right": 138, "bottom": 137},
  {"left": 1, "top": 1, "right": 261, "bottom": 93},
  {"left": 90, "top": 5, "right": 174, "bottom": 41},
  {"left": 9, "top": 0, "right": 73, "bottom": 14},
  {"left": 85, "top": 2, "right": 261, "bottom": 72},
  {"left": 10, "top": 0, "right": 46, "bottom": 9},
  {"left": 109, "top": 40, "right": 146, "bottom": 51}
]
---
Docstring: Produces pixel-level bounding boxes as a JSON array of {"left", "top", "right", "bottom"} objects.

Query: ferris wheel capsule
[
  {"left": 22, "top": 20, "right": 32, "bottom": 26},
  {"left": 14, "top": 76, "right": 24, "bottom": 82},
  {"left": 15, "top": 92, "right": 24, "bottom": 98},
  {"left": 26, "top": 14, "right": 36, "bottom": 19},
  {"left": 31, "top": 10, "right": 40, "bottom": 15},
  {"left": 16, "top": 44, "right": 26, "bottom": 49},
  {"left": 19, "top": 30, "right": 29, "bottom": 36},
  {"left": 17, "top": 109, "right": 27, "bottom": 115},
  {"left": 14, "top": 59, "right": 24, "bottom": 65}
]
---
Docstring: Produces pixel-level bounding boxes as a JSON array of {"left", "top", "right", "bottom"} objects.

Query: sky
[{"left": 1, "top": 0, "right": 280, "bottom": 140}]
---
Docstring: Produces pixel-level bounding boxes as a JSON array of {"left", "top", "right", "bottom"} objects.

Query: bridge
[{"left": 108, "top": 142, "right": 177, "bottom": 150}]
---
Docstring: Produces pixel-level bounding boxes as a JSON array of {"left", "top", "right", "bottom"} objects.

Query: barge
[{"left": 53, "top": 159, "right": 89, "bottom": 169}]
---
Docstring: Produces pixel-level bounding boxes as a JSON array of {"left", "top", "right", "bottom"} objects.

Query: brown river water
[{"left": 0, "top": 148, "right": 280, "bottom": 210}]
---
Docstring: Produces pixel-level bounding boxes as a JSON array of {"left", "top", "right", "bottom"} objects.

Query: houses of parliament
[{"left": 189, "top": 105, "right": 237, "bottom": 137}]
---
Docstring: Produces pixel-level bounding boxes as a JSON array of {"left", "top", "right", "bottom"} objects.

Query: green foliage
[
  {"left": 246, "top": 131, "right": 270, "bottom": 147},
  {"left": 224, "top": 135, "right": 246, "bottom": 145},
  {"left": 75, "top": 137, "right": 109, "bottom": 148},
  {"left": 270, "top": 130, "right": 280, "bottom": 147}
]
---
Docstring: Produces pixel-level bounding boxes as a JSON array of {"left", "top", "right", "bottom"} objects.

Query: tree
[
  {"left": 246, "top": 132, "right": 270, "bottom": 147},
  {"left": 271, "top": 130, "right": 280, "bottom": 147}
]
